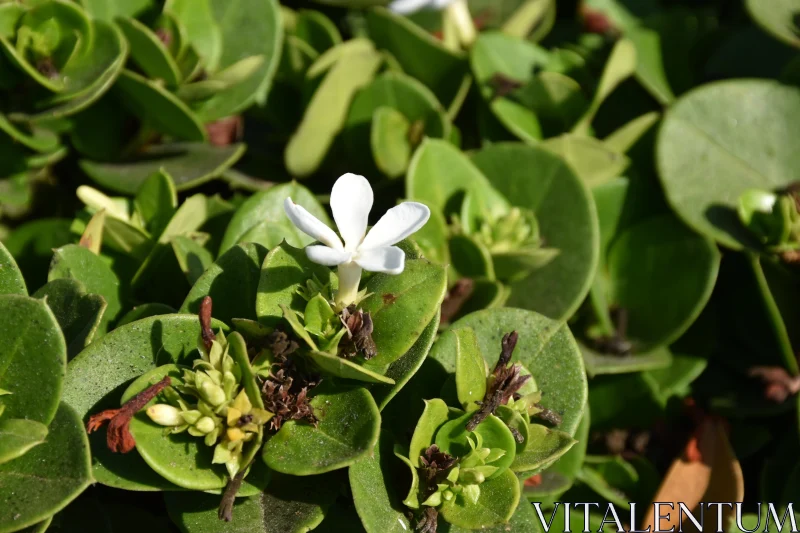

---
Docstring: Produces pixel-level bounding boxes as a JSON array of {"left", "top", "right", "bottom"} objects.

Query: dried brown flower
[
  {"left": 340, "top": 306, "right": 377, "bottom": 360},
  {"left": 261, "top": 333, "right": 319, "bottom": 431}
]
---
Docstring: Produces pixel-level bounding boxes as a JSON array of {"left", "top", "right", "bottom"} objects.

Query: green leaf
[
  {"left": 581, "top": 344, "right": 673, "bottom": 377},
  {"left": 450, "top": 328, "right": 486, "bottom": 411},
  {"left": 495, "top": 405, "right": 528, "bottom": 454},
  {"left": 657, "top": 80, "right": 800, "bottom": 250},
  {"left": 292, "top": 9, "right": 342, "bottom": 54},
  {"left": 349, "top": 430, "right": 413, "bottom": 533},
  {"left": 436, "top": 411, "right": 517, "bottom": 476},
  {"left": 444, "top": 308, "right": 587, "bottom": 436},
  {"left": 607, "top": 215, "right": 720, "bottom": 349},
  {"left": 0, "top": 295, "right": 66, "bottom": 425},
  {"left": 256, "top": 242, "right": 338, "bottom": 327},
  {"left": 124, "top": 364, "right": 268, "bottom": 494},
  {"left": 472, "top": 143, "right": 599, "bottom": 320},
  {"left": 116, "top": 17, "right": 182, "bottom": 87},
  {"left": 365, "top": 7, "right": 469, "bottom": 111},
  {"left": 171, "top": 235, "right": 214, "bottom": 285},
  {"left": 135, "top": 171, "right": 178, "bottom": 240},
  {"left": 304, "top": 350, "right": 395, "bottom": 384},
  {"left": 117, "top": 303, "right": 175, "bottom": 326},
  {"left": 409, "top": 398, "right": 451, "bottom": 467},
  {"left": 180, "top": 243, "right": 268, "bottom": 324},
  {"left": 0, "top": 418, "right": 48, "bottom": 465},
  {"left": 745, "top": 0, "right": 800, "bottom": 48},
  {"left": 34, "top": 279, "right": 107, "bottom": 360},
  {"left": 2, "top": 219, "right": 73, "bottom": 290},
  {"left": 62, "top": 314, "right": 226, "bottom": 491},
  {"left": 79, "top": 0, "right": 153, "bottom": 21},
  {"left": 0, "top": 240, "right": 26, "bottom": 296},
  {"left": 262, "top": 384, "right": 381, "bottom": 475},
  {"left": 442, "top": 496, "right": 541, "bottom": 532},
  {"left": 471, "top": 32, "right": 550, "bottom": 142},
  {"left": 511, "top": 424, "right": 576, "bottom": 474},
  {"left": 439, "top": 469, "right": 520, "bottom": 529},
  {"left": 604, "top": 111, "right": 660, "bottom": 154},
  {"left": 49, "top": 244, "right": 122, "bottom": 332},
  {"left": 371, "top": 106, "right": 412, "bottom": 178},
  {"left": 220, "top": 182, "right": 331, "bottom": 254},
  {"left": 0, "top": 403, "right": 91, "bottom": 533},
  {"left": 360, "top": 259, "right": 447, "bottom": 370},
  {"left": 165, "top": 471, "right": 340, "bottom": 533},
  {"left": 541, "top": 135, "right": 630, "bottom": 188},
  {"left": 191, "top": 0, "right": 283, "bottom": 120},
  {"left": 285, "top": 43, "right": 382, "bottom": 177},
  {"left": 115, "top": 69, "right": 206, "bottom": 141},
  {"left": 369, "top": 313, "right": 439, "bottom": 410},
  {"left": 80, "top": 142, "right": 245, "bottom": 194},
  {"left": 166, "top": 0, "right": 222, "bottom": 72}
]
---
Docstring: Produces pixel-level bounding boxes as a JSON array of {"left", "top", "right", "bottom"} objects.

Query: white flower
[
  {"left": 389, "top": 0, "right": 455, "bottom": 15},
  {"left": 284, "top": 173, "right": 430, "bottom": 308}
]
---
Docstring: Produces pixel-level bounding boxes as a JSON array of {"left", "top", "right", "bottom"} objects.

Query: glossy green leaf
[
  {"left": 262, "top": 384, "right": 381, "bottom": 475},
  {"left": 439, "top": 469, "right": 520, "bottom": 529},
  {"left": 365, "top": 7, "right": 468, "bottom": 110},
  {"left": 607, "top": 215, "right": 720, "bottom": 349},
  {"left": 435, "top": 412, "right": 517, "bottom": 475},
  {"left": 166, "top": 0, "right": 222, "bottom": 72},
  {"left": 34, "top": 279, "right": 106, "bottom": 360},
  {"left": 117, "top": 303, "right": 175, "bottom": 326},
  {"left": 657, "top": 80, "right": 800, "bottom": 250},
  {"left": 0, "top": 240, "right": 26, "bottom": 296},
  {"left": 0, "top": 403, "right": 92, "bottom": 533},
  {"left": 80, "top": 0, "right": 153, "bottom": 20},
  {"left": 115, "top": 70, "right": 206, "bottom": 141},
  {"left": 220, "top": 182, "right": 331, "bottom": 254},
  {"left": 542, "top": 135, "right": 630, "bottom": 188},
  {"left": 165, "top": 471, "right": 339, "bottom": 533},
  {"left": 581, "top": 344, "right": 673, "bottom": 377},
  {"left": 49, "top": 244, "right": 122, "bottom": 331},
  {"left": 450, "top": 328, "right": 486, "bottom": 411},
  {"left": 0, "top": 295, "right": 66, "bottom": 424},
  {"left": 445, "top": 308, "right": 587, "bottom": 436},
  {"left": 371, "top": 106, "right": 412, "bottom": 178},
  {"left": 409, "top": 398, "right": 450, "bottom": 467},
  {"left": 256, "top": 242, "right": 338, "bottom": 327},
  {"left": 80, "top": 142, "right": 246, "bottom": 194},
  {"left": 285, "top": 43, "right": 382, "bottom": 177},
  {"left": 511, "top": 424, "right": 576, "bottom": 474},
  {"left": 135, "top": 170, "right": 178, "bottom": 240},
  {"left": 62, "top": 314, "right": 226, "bottom": 490},
  {"left": 471, "top": 32, "right": 550, "bottom": 142},
  {"left": 349, "top": 430, "right": 413, "bottom": 533},
  {"left": 746, "top": 0, "right": 800, "bottom": 48},
  {"left": 192, "top": 0, "right": 283, "bottom": 120},
  {"left": 181, "top": 243, "right": 268, "bottom": 324},
  {"left": 0, "top": 418, "right": 48, "bottom": 465},
  {"left": 360, "top": 259, "right": 447, "bottom": 370},
  {"left": 443, "top": 496, "right": 540, "bottom": 532},
  {"left": 171, "top": 235, "right": 214, "bottom": 285},
  {"left": 116, "top": 17, "right": 182, "bottom": 87},
  {"left": 304, "top": 350, "right": 395, "bottom": 384},
  {"left": 124, "top": 364, "right": 267, "bottom": 494},
  {"left": 472, "top": 143, "right": 599, "bottom": 320}
]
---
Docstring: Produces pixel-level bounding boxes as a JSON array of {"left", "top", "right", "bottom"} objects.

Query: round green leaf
[
  {"left": 220, "top": 182, "right": 331, "bottom": 254},
  {"left": 409, "top": 398, "right": 451, "bottom": 468},
  {"left": 180, "top": 243, "right": 268, "bottom": 324},
  {"left": 165, "top": 470, "right": 340, "bottom": 533},
  {"left": 2, "top": 218, "right": 74, "bottom": 290},
  {"left": 471, "top": 32, "right": 549, "bottom": 142},
  {"left": 262, "top": 384, "right": 381, "bottom": 475},
  {"left": 435, "top": 412, "right": 517, "bottom": 476},
  {"left": 746, "top": 0, "right": 800, "bottom": 48},
  {"left": 607, "top": 214, "right": 720, "bottom": 349},
  {"left": 443, "top": 496, "right": 540, "bottom": 532},
  {"left": 439, "top": 468, "right": 520, "bottom": 530},
  {"left": 472, "top": 143, "right": 600, "bottom": 320},
  {"left": 0, "top": 295, "right": 66, "bottom": 424},
  {"left": 0, "top": 240, "right": 26, "bottom": 296},
  {"left": 0, "top": 403, "right": 92, "bottom": 533},
  {"left": 371, "top": 106, "right": 412, "bottom": 178},
  {"left": 657, "top": 80, "right": 800, "bottom": 250},
  {"left": 192, "top": 0, "right": 283, "bottom": 121},
  {"left": 80, "top": 142, "right": 246, "bottom": 194},
  {"left": 117, "top": 303, "right": 175, "bottom": 326},
  {"left": 34, "top": 278, "right": 107, "bottom": 360},
  {"left": 360, "top": 258, "right": 447, "bottom": 370},
  {"left": 0, "top": 418, "right": 48, "bottom": 465},
  {"left": 444, "top": 308, "right": 587, "bottom": 436},
  {"left": 116, "top": 16, "right": 182, "bottom": 87},
  {"left": 510, "top": 424, "right": 576, "bottom": 474},
  {"left": 124, "top": 364, "right": 268, "bottom": 494},
  {"left": 62, "top": 314, "right": 226, "bottom": 490},
  {"left": 49, "top": 244, "right": 122, "bottom": 332}
]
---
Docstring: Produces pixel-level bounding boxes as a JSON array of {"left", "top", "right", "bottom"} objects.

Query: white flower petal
[
  {"left": 305, "top": 245, "right": 351, "bottom": 266},
  {"left": 388, "top": 0, "right": 434, "bottom": 14},
  {"left": 330, "top": 173, "right": 373, "bottom": 251},
  {"left": 355, "top": 246, "right": 405, "bottom": 274},
  {"left": 360, "top": 202, "right": 430, "bottom": 250},
  {"left": 284, "top": 198, "right": 343, "bottom": 250},
  {"left": 432, "top": 0, "right": 457, "bottom": 8}
]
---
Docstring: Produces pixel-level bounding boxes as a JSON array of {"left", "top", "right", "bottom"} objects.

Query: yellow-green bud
[
  {"left": 146, "top": 404, "right": 183, "bottom": 426},
  {"left": 195, "top": 416, "right": 216, "bottom": 434},
  {"left": 200, "top": 380, "right": 226, "bottom": 407}
]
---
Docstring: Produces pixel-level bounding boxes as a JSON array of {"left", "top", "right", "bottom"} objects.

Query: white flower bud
[{"left": 146, "top": 404, "right": 183, "bottom": 426}]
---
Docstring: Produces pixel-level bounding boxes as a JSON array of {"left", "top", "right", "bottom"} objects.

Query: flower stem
[
  {"left": 447, "top": 0, "right": 476, "bottom": 48},
  {"left": 335, "top": 262, "right": 363, "bottom": 310}
]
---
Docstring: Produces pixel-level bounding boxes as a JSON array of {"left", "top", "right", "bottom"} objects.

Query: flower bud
[
  {"left": 200, "top": 380, "right": 226, "bottom": 407},
  {"left": 195, "top": 416, "right": 216, "bottom": 434},
  {"left": 146, "top": 404, "right": 183, "bottom": 426}
]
